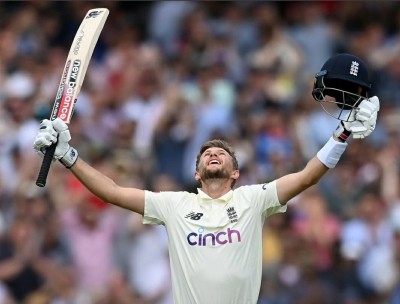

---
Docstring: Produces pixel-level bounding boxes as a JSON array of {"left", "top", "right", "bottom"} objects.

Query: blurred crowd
[{"left": 0, "top": 1, "right": 400, "bottom": 304}]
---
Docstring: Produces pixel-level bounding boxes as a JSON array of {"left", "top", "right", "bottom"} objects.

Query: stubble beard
[{"left": 200, "top": 166, "right": 230, "bottom": 182}]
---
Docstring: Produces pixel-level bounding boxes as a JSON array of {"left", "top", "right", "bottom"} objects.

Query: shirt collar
[{"left": 197, "top": 188, "right": 233, "bottom": 202}]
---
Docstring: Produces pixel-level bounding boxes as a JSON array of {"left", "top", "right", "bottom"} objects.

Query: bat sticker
[
  {"left": 73, "top": 29, "right": 85, "bottom": 55},
  {"left": 51, "top": 60, "right": 71, "bottom": 121},
  {"left": 86, "top": 11, "right": 103, "bottom": 19},
  {"left": 59, "top": 60, "right": 81, "bottom": 120}
]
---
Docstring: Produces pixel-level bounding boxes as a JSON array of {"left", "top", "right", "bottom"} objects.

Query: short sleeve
[
  {"left": 237, "top": 181, "right": 286, "bottom": 218},
  {"left": 143, "top": 190, "right": 185, "bottom": 225}
]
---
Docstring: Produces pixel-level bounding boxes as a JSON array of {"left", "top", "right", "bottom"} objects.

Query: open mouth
[{"left": 208, "top": 160, "right": 221, "bottom": 165}]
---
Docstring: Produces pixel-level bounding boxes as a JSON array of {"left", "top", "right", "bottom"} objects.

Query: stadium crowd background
[{"left": 0, "top": 1, "right": 400, "bottom": 303}]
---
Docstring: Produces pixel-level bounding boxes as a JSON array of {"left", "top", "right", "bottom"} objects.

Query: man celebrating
[{"left": 33, "top": 53, "right": 379, "bottom": 304}]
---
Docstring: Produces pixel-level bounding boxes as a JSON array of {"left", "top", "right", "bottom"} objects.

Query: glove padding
[
  {"left": 343, "top": 96, "right": 380, "bottom": 139},
  {"left": 33, "top": 118, "right": 77, "bottom": 167},
  {"left": 34, "top": 118, "right": 71, "bottom": 159}
]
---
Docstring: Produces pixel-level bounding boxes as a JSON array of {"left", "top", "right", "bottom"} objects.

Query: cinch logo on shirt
[{"left": 187, "top": 228, "right": 241, "bottom": 246}]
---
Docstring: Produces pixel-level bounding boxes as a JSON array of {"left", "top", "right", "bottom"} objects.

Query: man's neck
[{"left": 200, "top": 179, "right": 232, "bottom": 199}]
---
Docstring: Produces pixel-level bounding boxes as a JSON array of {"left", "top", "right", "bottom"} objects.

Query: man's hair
[{"left": 195, "top": 139, "right": 239, "bottom": 170}]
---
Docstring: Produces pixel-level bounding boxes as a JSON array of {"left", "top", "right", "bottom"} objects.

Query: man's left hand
[{"left": 344, "top": 96, "right": 380, "bottom": 139}]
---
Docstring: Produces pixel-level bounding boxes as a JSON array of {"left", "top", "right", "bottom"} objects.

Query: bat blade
[{"left": 36, "top": 8, "right": 109, "bottom": 187}]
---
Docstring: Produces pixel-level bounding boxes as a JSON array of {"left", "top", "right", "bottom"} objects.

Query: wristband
[
  {"left": 317, "top": 137, "right": 347, "bottom": 169},
  {"left": 334, "top": 121, "right": 352, "bottom": 142},
  {"left": 59, "top": 147, "right": 78, "bottom": 168}
]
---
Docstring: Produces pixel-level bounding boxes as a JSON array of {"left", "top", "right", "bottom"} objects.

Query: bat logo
[
  {"left": 51, "top": 60, "right": 71, "bottom": 121},
  {"left": 59, "top": 60, "right": 81, "bottom": 120},
  {"left": 86, "top": 11, "right": 103, "bottom": 19},
  {"left": 73, "top": 29, "right": 84, "bottom": 55}
]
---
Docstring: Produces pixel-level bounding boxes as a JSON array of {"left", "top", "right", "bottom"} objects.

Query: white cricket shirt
[{"left": 143, "top": 181, "right": 286, "bottom": 304}]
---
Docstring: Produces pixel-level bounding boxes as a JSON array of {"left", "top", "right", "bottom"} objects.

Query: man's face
[{"left": 195, "top": 147, "right": 238, "bottom": 183}]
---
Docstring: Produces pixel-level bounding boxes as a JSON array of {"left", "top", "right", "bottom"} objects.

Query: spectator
[
  {"left": 0, "top": 216, "right": 50, "bottom": 302},
  {"left": 291, "top": 189, "right": 342, "bottom": 273},
  {"left": 58, "top": 175, "right": 122, "bottom": 301}
]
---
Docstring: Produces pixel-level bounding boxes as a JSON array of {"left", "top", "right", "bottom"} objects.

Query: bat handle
[{"left": 36, "top": 143, "right": 57, "bottom": 187}]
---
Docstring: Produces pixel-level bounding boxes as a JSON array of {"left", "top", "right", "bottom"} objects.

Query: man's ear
[
  {"left": 194, "top": 171, "right": 202, "bottom": 187},
  {"left": 231, "top": 170, "right": 239, "bottom": 181}
]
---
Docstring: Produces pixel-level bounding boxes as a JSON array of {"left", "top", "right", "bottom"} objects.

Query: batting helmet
[{"left": 312, "top": 53, "right": 371, "bottom": 121}]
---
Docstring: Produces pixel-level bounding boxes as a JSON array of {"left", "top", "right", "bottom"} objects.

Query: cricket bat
[{"left": 36, "top": 8, "right": 109, "bottom": 187}]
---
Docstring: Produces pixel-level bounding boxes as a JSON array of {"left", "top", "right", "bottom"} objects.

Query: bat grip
[{"left": 36, "top": 143, "right": 57, "bottom": 187}]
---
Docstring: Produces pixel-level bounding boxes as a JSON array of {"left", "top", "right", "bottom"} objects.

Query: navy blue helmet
[{"left": 312, "top": 53, "right": 371, "bottom": 121}]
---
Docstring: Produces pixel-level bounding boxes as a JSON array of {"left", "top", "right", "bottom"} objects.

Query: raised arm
[
  {"left": 70, "top": 158, "right": 145, "bottom": 214},
  {"left": 34, "top": 118, "right": 145, "bottom": 215},
  {"left": 277, "top": 96, "right": 380, "bottom": 205},
  {"left": 276, "top": 153, "right": 330, "bottom": 205},
  {"left": 277, "top": 134, "right": 348, "bottom": 204}
]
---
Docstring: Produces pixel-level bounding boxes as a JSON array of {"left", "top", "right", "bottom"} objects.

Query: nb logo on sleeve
[{"left": 185, "top": 212, "right": 203, "bottom": 221}]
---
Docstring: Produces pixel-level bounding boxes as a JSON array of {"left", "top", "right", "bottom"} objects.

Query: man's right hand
[{"left": 33, "top": 118, "right": 78, "bottom": 168}]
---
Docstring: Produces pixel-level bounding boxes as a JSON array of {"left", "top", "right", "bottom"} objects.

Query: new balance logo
[
  {"left": 350, "top": 61, "right": 359, "bottom": 76},
  {"left": 185, "top": 212, "right": 203, "bottom": 221},
  {"left": 86, "top": 11, "right": 103, "bottom": 19}
]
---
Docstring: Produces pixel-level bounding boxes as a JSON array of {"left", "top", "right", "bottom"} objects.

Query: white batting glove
[
  {"left": 33, "top": 118, "right": 78, "bottom": 168},
  {"left": 34, "top": 119, "right": 58, "bottom": 155},
  {"left": 343, "top": 96, "right": 380, "bottom": 139}
]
